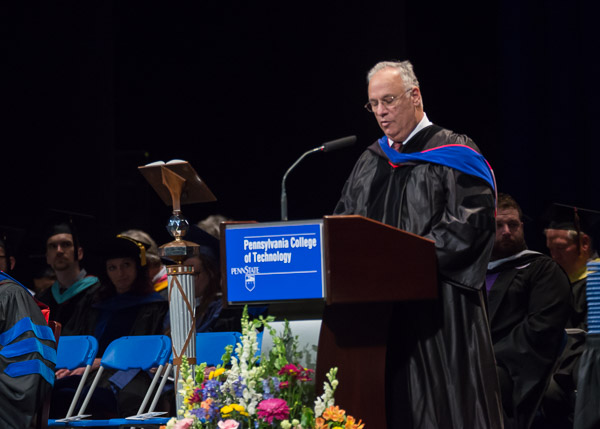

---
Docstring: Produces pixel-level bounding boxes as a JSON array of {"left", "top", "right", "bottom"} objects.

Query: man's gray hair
[{"left": 367, "top": 60, "right": 420, "bottom": 88}]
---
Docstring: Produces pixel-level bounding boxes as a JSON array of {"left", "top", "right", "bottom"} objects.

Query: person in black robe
[
  {"left": 36, "top": 222, "right": 102, "bottom": 331},
  {"left": 486, "top": 193, "right": 571, "bottom": 429},
  {"left": 0, "top": 271, "right": 57, "bottom": 429},
  {"left": 535, "top": 204, "right": 600, "bottom": 428},
  {"left": 51, "top": 234, "right": 168, "bottom": 419},
  {"left": 334, "top": 60, "right": 503, "bottom": 428}
]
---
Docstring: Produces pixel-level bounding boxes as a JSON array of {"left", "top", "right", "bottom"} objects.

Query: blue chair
[
  {"left": 63, "top": 335, "right": 173, "bottom": 428},
  {"left": 48, "top": 335, "right": 99, "bottom": 426},
  {"left": 196, "top": 331, "right": 241, "bottom": 366}
]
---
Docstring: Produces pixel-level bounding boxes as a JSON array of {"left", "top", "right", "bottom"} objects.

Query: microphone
[{"left": 281, "top": 135, "right": 357, "bottom": 221}]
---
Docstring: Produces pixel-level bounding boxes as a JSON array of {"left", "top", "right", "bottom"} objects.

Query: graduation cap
[
  {"left": 42, "top": 208, "right": 97, "bottom": 249},
  {"left": 543, "top": 202, "right": 600, "bottom": 253},
  {"left": 97, "top": 234, "right": 152, "bottom": 267},
  {"left": 185, "top": 224, "right": 220, "bottom": 266},
  {"left": 42, "top": 208, "right": 97, "bottom": 250},
  {"left": 23, "top": 208, "right": 104, "bottom": 275},
  {"left": 118, "top": 229, "right": 160, "bottom": 261}
]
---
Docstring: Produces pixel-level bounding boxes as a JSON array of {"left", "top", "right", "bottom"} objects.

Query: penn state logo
[{"left": 245, "top": 273, "right": 256, "bottom": 292}]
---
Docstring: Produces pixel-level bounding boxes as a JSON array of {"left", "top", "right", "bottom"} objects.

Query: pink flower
[
  {"left": 278, "top": 363, "right": 302, "bottom": 377},
  {"left": 298, "top": 367, "right": 314, "bottom": 382},
  {"left": 278, "top": 363, "right": 314, "bottom": 382},
  {"left": 172, "top": 418, "right": 195, "bottom": 429},
  {"left": 218, "top": 419, "right": 240, "bottom": 429},
  {"left": 257, "top": 398, "right": 290, "bottom": 424}
]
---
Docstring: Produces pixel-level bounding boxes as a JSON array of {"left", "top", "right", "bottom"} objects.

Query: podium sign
[{"left": 223, "top": 220, "right": 325, "bottom": 304}]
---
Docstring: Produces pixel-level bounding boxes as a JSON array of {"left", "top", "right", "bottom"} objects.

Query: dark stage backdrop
[{"left": 2, "top": 1, "right": 600, "bottom": 281}]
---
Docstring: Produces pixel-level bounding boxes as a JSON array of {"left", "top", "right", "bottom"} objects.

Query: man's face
[
  {"left": 367, "top": 67, "right": 422, "bottom": 143},
  {"left": 492, "top": 208, "right": 526, "bottom": 259},
  {"left": 46, "top": 233, "right": 79, "bottom": 271},
  {"left": 546, "top": 229, "right": 587, "bottom": 276},
  {"left": 0, "top": 248, "right": 7, "bottom": 272}
]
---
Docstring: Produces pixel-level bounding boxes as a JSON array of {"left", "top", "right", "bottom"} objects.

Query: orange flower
[
  {"left": 200, "top": 398, "right": 213, "bottom": 410},
  {"left": 345, "top": 415, "right": 365, "bottom": 429},
  {"left": 315, "top": 417, "right": 326, "bottom": 429},
  {"left": 323, "top": 405, "right": 346, "bottom": 422}
]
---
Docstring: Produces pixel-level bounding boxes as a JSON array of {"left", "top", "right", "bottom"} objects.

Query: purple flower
[
  {"left": 262, "top": 379, "right": 273, "bottom": 399},
  {"left": 231, "top": 375, "right": 246, "bottom": 398},
  {"left": 203, "top": 378, "right": 221, "bottom": 399}
]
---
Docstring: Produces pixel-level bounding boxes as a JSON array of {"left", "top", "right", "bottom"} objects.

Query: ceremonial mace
[{"left": 138, "top": 160, "right": 217, "bottom": 412}]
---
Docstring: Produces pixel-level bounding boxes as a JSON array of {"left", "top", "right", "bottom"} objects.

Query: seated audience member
[
  {"left": 51, "top": 234, "right": 168, "bottom": 419},
  {"left": 197, "top": 214, "right": 231, "bottom": 239},
  {"left": 36, "top": 221, "right": 101, "bottom": 329},
  {"left": 0, "top": 270, "right": 57, "bottom": 428},
  {"left": 535, "top": 204, "right": 600, "bottom": 429},
  {"left": 164, "top": 224, "right": 242, "bottom": 334},
  {"left": 118, "top": 228, "right": 168, "bottom": 298},
  {"left": 486, "top": 194, "right": 571, "bottom": 429}
]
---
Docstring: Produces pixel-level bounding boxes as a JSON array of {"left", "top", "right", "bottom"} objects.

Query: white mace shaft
[{"left": 167, "top": 265, "right": 196, "bottom": 414}]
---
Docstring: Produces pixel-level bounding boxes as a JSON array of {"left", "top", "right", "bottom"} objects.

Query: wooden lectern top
[{"left": 138, "top": 160, "right": 216, "bottom": 208}]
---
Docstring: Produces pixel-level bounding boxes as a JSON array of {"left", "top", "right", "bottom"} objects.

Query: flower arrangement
[{"left": 164, "top": 307, "right": 364, "bottom": 429}]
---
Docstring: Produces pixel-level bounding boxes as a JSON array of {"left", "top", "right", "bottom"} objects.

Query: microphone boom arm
[
  {"left": 280, "top": 135, "right": 356, "bottom": 221},
  {"left": 281, "top": 146, "right": 322, "bottom": 221}
]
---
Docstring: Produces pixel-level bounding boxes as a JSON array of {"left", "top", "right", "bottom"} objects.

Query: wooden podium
[
  {"left": 316, "top": 215, "right": 437, "bottom": 429},
  {"left": 221, "top": 215, "right": 437, "bottom": 428}
]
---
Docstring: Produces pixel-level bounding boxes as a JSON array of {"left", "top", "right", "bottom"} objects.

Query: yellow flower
[
  {"left": 221, "top": 405, "right": 233, "bottom": 415},
  {"left": 230, "top": 403, "right": 249, "bottom": 416},
  {"left": 323, "top": 405, "right": 346, "bottom": 422},
  {"left": 209, "top": 367, "right": 226, "bottom": 380}
]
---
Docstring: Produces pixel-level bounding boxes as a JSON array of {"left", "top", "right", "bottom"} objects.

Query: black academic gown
[
  {"left": 334, "top": 125, "right": 503, "bottom": 429},
  {"left": 37, "top": 274, "right": 102, "bottom": 332},
  {"left": 0, "top": 276, "right": 57, "bottom": 429},
  {"left": 487, "top": 251, "right": 572, "bottom": 429}
]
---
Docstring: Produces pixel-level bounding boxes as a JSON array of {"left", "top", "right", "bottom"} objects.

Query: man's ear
[
  {"left": 9, "top": 256, "right": 15, "bottom": 270},
  {"left": 411, "top": 87, "right": 422, "bottom": 106},
  {"left": 77, "top": 246, "right": 84, "bottom": 262},
  {"left": 581, "top": 234, "right": 592, "bottom": 255}
]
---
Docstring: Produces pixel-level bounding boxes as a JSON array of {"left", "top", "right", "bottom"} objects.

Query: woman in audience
[{"left": 51, "top": 234, "right": 168, "bottom": 419}]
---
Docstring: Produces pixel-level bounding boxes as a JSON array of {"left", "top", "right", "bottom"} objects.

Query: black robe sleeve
[
  {"left": 426, "top": 162, "right": 496, "bottom": 290},
  {"left": 0, "top": 280, "right": 57, "bottom": 429}
]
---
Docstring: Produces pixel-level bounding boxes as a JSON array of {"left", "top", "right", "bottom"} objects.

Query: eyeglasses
[{"left": 364, "top": 88, "right": 413, "bottom": 113}]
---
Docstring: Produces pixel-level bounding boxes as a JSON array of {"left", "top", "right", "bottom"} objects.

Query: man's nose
[
  {"left": 499, "top": 224, "right": 510, "bottom": 234},
  {"left": 375, "top": 103, "right": 388, "bottom": 116}
]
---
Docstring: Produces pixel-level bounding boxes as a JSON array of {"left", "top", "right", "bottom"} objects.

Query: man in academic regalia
[
  {"left": 36, "top": 220, "right": 102, "bottom": 331},
  {"left": 334, "top": 60, "right": 503, "bottom": 428},
  {"left": 0, "top": 270, "right": 57, "bottom": 428},
  {"left": 486, "top": 194, "right": 571, "bottom": 429},
  {"left": 535, "top": 204, "right": 600, "bottom": 429}
]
